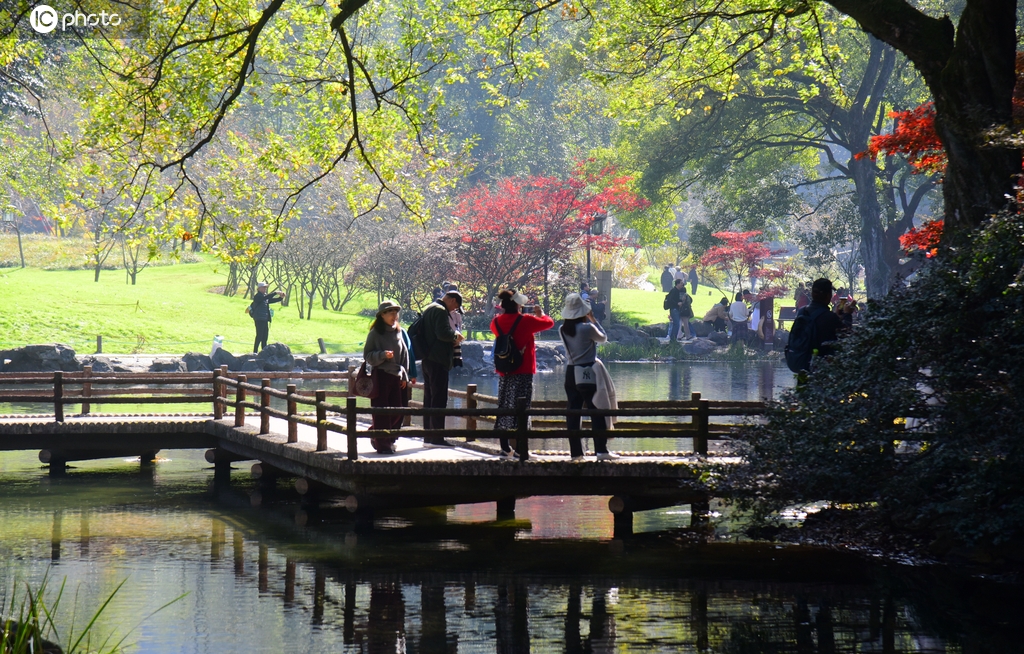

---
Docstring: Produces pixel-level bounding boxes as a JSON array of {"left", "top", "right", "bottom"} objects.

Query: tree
[
  {"left": 700, "top": 230, "right": 788, "bottom": 299},
  {"left": 348, "top": 231, "right": 458, "bottom": 310},
  {"left": 448, "top": 164, "right": 648, "bottom": 303}
]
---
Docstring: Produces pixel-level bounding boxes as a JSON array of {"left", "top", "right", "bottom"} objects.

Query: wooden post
[
  {"left": 95, "top": 334, "right": 102, "bottom": 354},
  {"left": 81, "top": 365, "right": 92, "bottom": 416},
  {"left": 346, "top": 396, "right": 358, "bottom": 460},
  {"left": 53, "top": 371, "right": 64, "bottom": 422},
  {"left": 346, "top": 364, "right": 356, "bottom": 396},
  {"left": 465, "top": 384, "right": 477, "bottom": 436},
  {"left": 286, "top": 383, "right": 297, "bottom": 443},
  {"left": 213, "top": 370, "right": 224, "bottom": 420},
  {"left": 318, "top": 338, "right": 327, "bottom": 354},
  {"left": 260, "top": 378, "right": 271, "bottom": 435},
  {"left": 693, "top": 391, "right": 708, "bottom": 456},
  {"left": 235, "top": 374, "right": 247, "bottom": 427},
  {"left": 515, "top": 397, "right": 529, "bottom": 461},
  {"left": 316, "top": 390, "right": 327, "bottom": 452}
]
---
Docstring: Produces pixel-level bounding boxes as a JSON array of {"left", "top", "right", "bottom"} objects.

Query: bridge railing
[
  {"left": 214, "top": 373, "right": 763, "bottom": 462},
  {"left": 1, "top": 369, "right": 764, "bottom": 461}
]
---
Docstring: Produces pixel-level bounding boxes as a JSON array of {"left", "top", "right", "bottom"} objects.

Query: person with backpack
[
  {"left": 409, "top": 290, "right": 464, "bottom": 444},
  {"left": 490, "top": 288, "right": 554, "bottom": 457},
  {"left": 245, "top": 281, "right": 284, "bottom": 353},
  {"left": 664, "top": 279, "right": 693, "bottom": 342},
  {"left": 560, "top": 293, "right": 618, "bottom": 461},
  {"left": 785, "top": 278, "right": 845, "bottom": 376}
]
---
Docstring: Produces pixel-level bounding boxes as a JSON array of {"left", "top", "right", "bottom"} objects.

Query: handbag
[
  {"left": 352, "top": 361, "right": 379, "bottom": 399},
  {"left": 573, "top": 364, "right": 597, "bottom": 389}
]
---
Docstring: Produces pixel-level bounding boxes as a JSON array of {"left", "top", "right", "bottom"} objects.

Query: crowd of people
[{"left": 247, "top": 271, "right": 858, "bottom": 459}]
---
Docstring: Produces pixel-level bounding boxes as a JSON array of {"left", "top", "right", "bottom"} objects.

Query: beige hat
[
  {"left": 510, "top": 290, "right": 529, "bottom": 305},
  {"left": 561, "top": 293, "right": 591, "bottom": 320},
  {"left": 376, "top": 300, "right": 402, "bottom": 316}
]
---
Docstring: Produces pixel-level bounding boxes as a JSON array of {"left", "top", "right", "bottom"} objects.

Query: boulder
[
  {"left": 0, "top": 344, "right": 81, "bottom": 372},
  {"left": 708, "top": 331, "right": 730, "bottom": 346},
  {"left": 182, "top": 352, "right": 214, "bottom": 372},
  {"left": 211, "top": 347, "right": 240, "bottom": 371},
  {"left": 604, "top": 323, "right": 649, "bottom": 345},
  {"left": 535, "top": 342, "right": 566, "bottom": 370},
  {"left": 149, "top": 358, "right": 186, "bottom": 373},
  {"left": 683, "top": 338, "right": 717, "bottom": 356},
  {"left": 256, "top": 343, "right": 294, "bottom": 372},
  {"left": 774, "top": 329, "right": 790, "bottom": 349},
  {"left": 692, "top": 321, "right": 714, "bottom": 337},
  {"left": 80, "top": 356, "right": 113, "bottom": 373}
]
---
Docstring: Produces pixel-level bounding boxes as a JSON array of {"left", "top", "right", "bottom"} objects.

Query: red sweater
[{"left": 490, "top": 312, "right": 555, "bottom": 375}]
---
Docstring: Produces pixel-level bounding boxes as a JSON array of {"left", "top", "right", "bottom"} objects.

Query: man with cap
[
  {"left": 418, "top": 289, "right": 465, "bottom": 444},
  {"left": 246, "top": 281, "right": 284, "bottom": 353}
]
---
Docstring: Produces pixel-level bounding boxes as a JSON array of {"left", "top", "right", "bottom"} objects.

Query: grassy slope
[
  {"left": 611, "top": 284, "right": 737, "bottom": 327},
  {"left": 0, "top": 261, "right": 381, "bottom": 355}
]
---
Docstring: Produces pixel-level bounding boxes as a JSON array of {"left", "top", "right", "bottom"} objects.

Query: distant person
[
  {"left": 590, "top": 289, "right": 607, "bottom": 323},
  {"left": 560, "top": 293, "right": 617, "bottom": 461},
  {"left": 363, "top": 301, "right": 414, "bottom": 454},
  {"left": 673, "top": 265, "right": 686, "bottom": 285},
  {"left": 446, "top": 284, "right": 465, "bottom": 368},
  {"left": 431, "top": 285, "right": 443, "bottom": 302},
  {"left": 729, "top": 291, "right": 749, "bottom": 344},
  {"left": 418, "top": 290, "right": 465, "bottom": 444},
  {"left": 703, "top": 297, "right": 730, "bottom": 332},
  {"left": 580, "top": 282, "right": 591, "bottom": 302},
  {"left": 491, "top": 289, "right": 554, "bottom": 457},
  {"left": 794, "top": 282, "right": 810, "bottom": 310},
  {"left": 786, "top": 278, "right": 846, "bottom": 376},
  {"left": 688, "top": 265, "right": 698, "bottom": 295},
  {"left": 246, "top": 281, "right": 283, "bottom": 353},
  {"left": 660, "top": 265, "right": 674, "bottom": 292}
]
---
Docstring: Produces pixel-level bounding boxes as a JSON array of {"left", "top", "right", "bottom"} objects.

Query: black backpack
[
  {"left": 406, "top": 313, "right": 430, "bottom": 361},
  {"left": 784, "top": 304, "right": 827, "bottom": 373},
  {"left": 493, "top": 314, "right": 524, "bottom": 373},
  {"left": 663, "top": 292, "right": 673, "bottom": 310}
]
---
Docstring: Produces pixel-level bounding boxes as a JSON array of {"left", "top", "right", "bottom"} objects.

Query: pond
[{"left": 1, "top": 362, "right": 1020, "bottom": 652}]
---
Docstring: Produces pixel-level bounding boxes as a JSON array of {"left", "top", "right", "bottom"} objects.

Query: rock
[
  {"left": 0, "top": 344, "right": 81, "bottom": 372},
  {"left": 692, "top": 321, "right": 714, "bottom": 337},
  {"left": 240, "top": 359, "right": 264, "bottom": 373},
  {"left": 774, "top": 329, "right": 790, "bottom": 348},
  {"left": 708, "top": 331, "right": 730, "bottom": 346},
  {"left": 535, "top": 342, "right": 566, "bottom": 370},
  {"left": 683, "top": 338, "right": 717, "bottom": 356},
  {"left": 604, "top": 323, "right": 649, "bottom": 345},
  {"left": 182, "top": 352, "right": 214, "bottom": 372},
  {"left": 80, "top": 356, "right": 113, "bottom": 373},
  {"left": 256, "top": 343, "right": 294, "bottom": 372},
  {"left": 150, "top": 358, "right": 186, "bottom": 373},
  {"left": 212, "top": 347, "right": 239, "bottom": 371}
]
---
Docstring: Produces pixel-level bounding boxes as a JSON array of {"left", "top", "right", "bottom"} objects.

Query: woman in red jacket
[{"left": 491, "top": 288, "right": 555, "bottom": 457}]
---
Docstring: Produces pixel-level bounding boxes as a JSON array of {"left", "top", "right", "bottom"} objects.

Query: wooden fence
[{"left": 0, "top": 368, "right": 765, "bottom": 460}]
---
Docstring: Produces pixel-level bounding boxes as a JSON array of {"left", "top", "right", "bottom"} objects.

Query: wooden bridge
[{"left": 0, "top": 368, "right": 764, "bottom": 535}]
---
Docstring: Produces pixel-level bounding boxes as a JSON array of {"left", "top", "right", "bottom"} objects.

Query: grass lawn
[
  {"left": 0, "top": 260, "right": 382, "bottom": 355},
  {"left": 610, "top": 284, "right": 734, "bottom": 327}
]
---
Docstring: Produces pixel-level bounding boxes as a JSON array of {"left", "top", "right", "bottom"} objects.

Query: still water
[{"left": 1, "top": 362, "right": 1021, "bottom": 652}]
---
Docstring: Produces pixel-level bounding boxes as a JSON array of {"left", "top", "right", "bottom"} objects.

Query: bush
[{"left": 727, "top": 209, "right": 1024, "bottom": 547}]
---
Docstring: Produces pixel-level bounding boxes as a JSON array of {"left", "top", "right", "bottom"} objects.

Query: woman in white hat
[
  {"left": 491, "top": 288, "right": 554, "bottom": 457},
  {"left": 559, "top": 293, "right": 617, "bottom": 461},
  {"left": 246, "top": 281, "right": 283, "bottom": 353},
  {"left": 363, "top": 300, "right": 415, "bottom": 454}
]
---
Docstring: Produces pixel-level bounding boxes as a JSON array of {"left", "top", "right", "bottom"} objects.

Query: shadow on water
[{"left": 1, "top": 457, "right": 1023, "bottom": 653}]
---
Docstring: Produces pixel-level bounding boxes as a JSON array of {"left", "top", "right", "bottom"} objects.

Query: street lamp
[
  {"left": 586, "top": 211, "right": 607, "bottom": 283},
  {"left": 2, "top": 205, "right": 24, "bottom": 269}
]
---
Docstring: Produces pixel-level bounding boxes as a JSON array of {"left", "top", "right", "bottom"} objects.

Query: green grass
[
  {"left": 610, "top": 285, "right": 730, "bottom": 327},
  {"left": 0, "top": 259, "right": 382, "bottom": 355}
]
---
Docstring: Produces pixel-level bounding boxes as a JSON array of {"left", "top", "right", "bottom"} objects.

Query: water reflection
[{"left": 2, "top": 471, "right": 1015, "bottom": 653}]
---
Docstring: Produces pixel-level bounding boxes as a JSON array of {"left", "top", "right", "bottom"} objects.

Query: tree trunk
[{"left": 828, "top": 0, "right": 1022, "bottom": 237}]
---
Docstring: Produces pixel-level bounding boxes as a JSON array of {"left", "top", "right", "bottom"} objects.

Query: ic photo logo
[
  {"left": 28, "top": 3, "right": 124, "bottom": 35},
  {"left": 29, "top": 4, "right": 59, "bottom": 33}
]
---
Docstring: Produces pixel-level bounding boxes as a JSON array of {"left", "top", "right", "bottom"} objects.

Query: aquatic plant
[{"left": 1, "top": 572, "right": 183, "bottom": 653}]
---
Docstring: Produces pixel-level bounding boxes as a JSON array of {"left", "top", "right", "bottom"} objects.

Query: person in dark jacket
[
  {"left": 660, "top": 265, "right": 674, "bottom": 293},
  {"left": 247, "top": 281, "right": 283, "bottom": 353},
  {"left": 363, "top": 301, "right": 414, "bottom": 454},
  {"left": 688, "top": 265, "right": 699, "bottom": 295},
  {"left": 808, "top": 278, "right": 845, "bottom": 357},
  {"left": 419, "top": 290, "right": 465, "bottom": 444}
]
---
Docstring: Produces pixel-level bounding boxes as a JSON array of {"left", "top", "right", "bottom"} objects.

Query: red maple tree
[
  {"left": 859, "top": 102, "right": 946, "bottom": 174},
  {"left": 448, "top": 163, "right": 649, "bottom": 303},
  {"left": 700, "top": 230, "right": 788, "bottom": 299},
  {"left": 899, "top": 219, "right": 944, "bottom": 258}
]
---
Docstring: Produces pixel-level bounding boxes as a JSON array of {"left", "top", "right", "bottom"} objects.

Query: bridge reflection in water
[{"left": 9, "top": 470, "right": 1006, "bottom": 654}]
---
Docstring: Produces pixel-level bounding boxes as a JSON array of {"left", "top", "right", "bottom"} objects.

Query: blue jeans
[{"left": 668, "top": 308, "right": 681, "bottom": 340}]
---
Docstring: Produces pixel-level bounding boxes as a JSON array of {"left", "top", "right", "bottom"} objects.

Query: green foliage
[{"left": 728, "top": 208, "right": 1024, "bottom": 547}]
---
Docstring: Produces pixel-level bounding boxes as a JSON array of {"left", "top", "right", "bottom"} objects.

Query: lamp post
[
  {"left": 2, "top": 205, "right": 24, "bottom": 269},
  {"left": 586, "top": 211, "right": 606, "bottom": 283}
]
